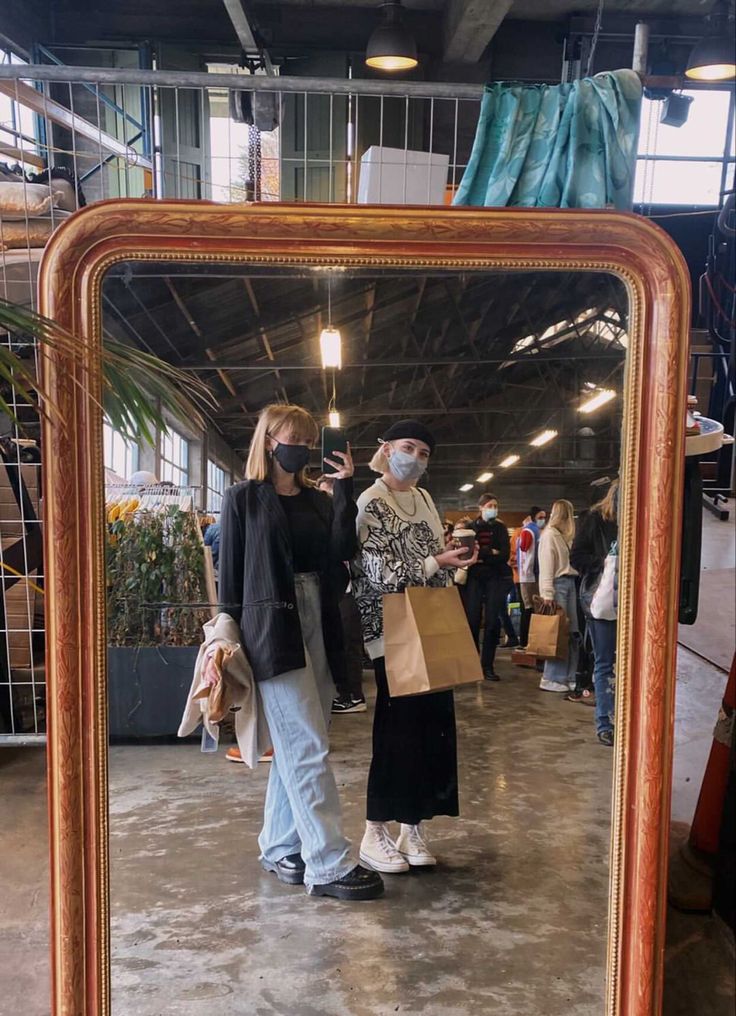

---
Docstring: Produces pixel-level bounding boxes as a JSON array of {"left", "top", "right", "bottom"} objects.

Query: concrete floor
[
  {"left": 1, "top": 503, "right": 733, "bottom": 1015},
  {"left": 107, "top": 668, "right": 612, "bottom": 1016}
]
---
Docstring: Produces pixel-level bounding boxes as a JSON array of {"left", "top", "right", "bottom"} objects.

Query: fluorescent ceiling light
[
  {"left": 328, "top": 411, "right": 341, "bottom": 428},
  {"left": 579, "top": 389, "right": 616, "bottom": 414},
  {"left": 476, "top": 471, "right": 493, "bottom": 483},
  {"left": 320, "top": 327, "right": 342, "bottom": 369},
  {"left": 499, "top": 454, "right": 520, "bottom": 468},
  {"left": 459, "top": 483, "right": 473, "bottom": 492},
  {"left": 530, "top": 429, "right": 558, "bottom": 447}
]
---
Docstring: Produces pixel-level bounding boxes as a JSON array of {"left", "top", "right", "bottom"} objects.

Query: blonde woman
[
  {"left": 219, "top": 403, "right": 383, "bottom": 901},
  {"left": 353, "top": 420, "right": 477, "bottom": 874},
  {"left": 537, "top": 498, "right": 579, "bottom": 693}
]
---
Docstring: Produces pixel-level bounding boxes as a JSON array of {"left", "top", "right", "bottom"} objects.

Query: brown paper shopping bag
[
  {"left": 526, "top": 607, "right": 569, "bottom": 660},
  {"left": 383, "top": 585, "right": 483, "bottom": 697}
]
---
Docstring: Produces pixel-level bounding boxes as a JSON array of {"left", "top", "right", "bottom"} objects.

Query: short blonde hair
[
  {"left": 369, "top": 444, "right": 390, "bottom": 474},
  {"left": 246, "top": 403, "right": 319, "bottom": 486},
  {"left": 591, "top": 478, "right": 619, "bottom": 522},
  {"left": 548, "top": 498, "right": 576, "bottom": 545}
]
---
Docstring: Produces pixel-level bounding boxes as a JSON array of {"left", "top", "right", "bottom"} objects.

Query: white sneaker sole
[
  {"left": 359, "top": 850, "right": 410, "bottom": 874},
  {"left": 399, "top": 852, "right": 437, "bottom": 867}
]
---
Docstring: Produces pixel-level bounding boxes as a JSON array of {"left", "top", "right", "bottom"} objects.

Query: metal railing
[{"left": 0, "top": 63, "right": 483, "bottom": 742}]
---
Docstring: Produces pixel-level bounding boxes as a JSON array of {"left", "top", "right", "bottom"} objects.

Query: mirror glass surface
[{"left": 101, "top": 261, "right": 628, "bottom": 1015}]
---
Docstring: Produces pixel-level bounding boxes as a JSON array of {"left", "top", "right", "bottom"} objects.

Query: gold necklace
[{"left": 380, "top": 479, "right": 419, "bottom": 518}]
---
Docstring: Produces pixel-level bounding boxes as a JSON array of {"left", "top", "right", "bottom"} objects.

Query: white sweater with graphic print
[{"left": 353, "top": 479, "right": 447, "bottom": 660}]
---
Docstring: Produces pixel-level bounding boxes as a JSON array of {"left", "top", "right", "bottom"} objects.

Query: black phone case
[{"left": 321, "top": 427, "right": 347, "bottom": 474}]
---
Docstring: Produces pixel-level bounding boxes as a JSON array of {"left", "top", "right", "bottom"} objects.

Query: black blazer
[{"left": 218, "top": 478, "right": 357, "bottom": 683}]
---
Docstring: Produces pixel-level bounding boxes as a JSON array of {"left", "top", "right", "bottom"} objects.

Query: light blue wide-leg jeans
[{"left": 257, "top": 573, "right": 354, "bottom": 887}]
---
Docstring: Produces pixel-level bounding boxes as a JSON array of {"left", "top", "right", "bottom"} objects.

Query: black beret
[{"left": 381, "top": 419, "right": 436, "bottom": 453}]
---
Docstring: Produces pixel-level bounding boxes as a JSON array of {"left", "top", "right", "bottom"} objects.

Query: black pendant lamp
[
  {"left": 366, "top": 1, "right": 418, "bottom": 72},
  {"left": 685, "top": 1, "right": 736, "bottom": 82}
]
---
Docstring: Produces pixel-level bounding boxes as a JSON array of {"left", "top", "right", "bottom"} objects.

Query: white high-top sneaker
[
  {"left": 360, "top": 822, "right": 410, "bottom": 873},
  {"left": 396, "top": 823, "right": 437, "bottom": 866}
]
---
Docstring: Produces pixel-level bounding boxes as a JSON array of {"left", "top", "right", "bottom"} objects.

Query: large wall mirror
[{"left": 39, "top": 202, "right": 690, "bottom": 1016}]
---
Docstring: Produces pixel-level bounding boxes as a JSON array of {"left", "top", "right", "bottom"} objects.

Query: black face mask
[{"left": 272, "top": 442, "right": 311, "bottom": 474}]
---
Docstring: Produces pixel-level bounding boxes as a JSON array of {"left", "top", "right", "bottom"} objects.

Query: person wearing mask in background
[
  {"left": 317, "top": 474, "right": 367, "bottom": 715},
  {"left": 537, "top": 499, "right": 579, "bottom": 693},
  {"left": 517, "top": 506, "right": 547, "bottom": 650},
  {"left": 354, "top": 420, "right": 477, "bottom": 874},
  {"left": 219, "top": 403, "right": 383, "bottom": 901},
  {"left": 571, "top": 480, "right": 619, "bottom": 746},
  {"left": 463, "top": 493, "right": 513, "bottom": 682}
]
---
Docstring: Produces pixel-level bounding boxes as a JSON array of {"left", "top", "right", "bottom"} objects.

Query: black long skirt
[{"left": 366, "top": 656, "right": 459, "bottom": 825}]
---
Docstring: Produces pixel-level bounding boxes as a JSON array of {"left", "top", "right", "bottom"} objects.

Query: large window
[
  {"left": 634, "top": 88, "right": 735, "bottom": 206},
  {"left": 206, "top": 459, "right": 228, "bottom": 512},
  {"left": 159, "top": 426, "right": 189, "bottom": 486},
  {"left": 0, "top": 52, "right": 39, "bottom": 170},
  {"left": 103, "top": 422, "right": 138, "bottom": 479}
]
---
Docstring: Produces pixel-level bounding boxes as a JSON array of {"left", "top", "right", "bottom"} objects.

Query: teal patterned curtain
[{"left": 453, "top": 70, "right": 642, "bottom": 210}]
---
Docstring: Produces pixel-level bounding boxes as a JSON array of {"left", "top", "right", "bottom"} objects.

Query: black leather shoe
[
  {"left": 483, "top": 668, "right": 500, "bottom": 682},
  {"left": 307, "top": 864, "right": 384, "bottom": 901},
  {"left": 261, "top": 853, "right": 306, "bottom": 885}
]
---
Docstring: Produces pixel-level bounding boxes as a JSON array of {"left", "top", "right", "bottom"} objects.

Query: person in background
[
  {"left": 537, "top": 499, "right": 579, "bottom": 693},
  {"left": 571, "top": 480, "right": 619, "bottom": 746},
  {"left": 219, "top": 402, "right": 383, "bottom": 901},
  {"left": 463, "top": 493, "right": 513, "bottom": 681},
  {"left": 517, "top": 506, "right": 547, "bottom": 650},
  {"left": 317, "top": 474, "right": 367, "bottom": 715},
  {"left": 354, "top": 419, "right": 476, "bottom": 874},
  {"left": 203, "top": 520, "right": 221, "bottom": 574}
]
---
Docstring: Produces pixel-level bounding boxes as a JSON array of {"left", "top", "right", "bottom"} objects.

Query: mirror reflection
[{"left": 102, "top": 262, "right": 627, "bottom": 1015}]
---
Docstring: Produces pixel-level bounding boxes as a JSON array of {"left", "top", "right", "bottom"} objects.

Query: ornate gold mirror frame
[{"left": 38, "top": 201, "right": 690, "bottom": 1016}]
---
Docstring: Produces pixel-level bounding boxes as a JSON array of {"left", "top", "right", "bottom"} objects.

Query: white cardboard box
[{"left": 357, "top": 146, "right": 449, "bottom": 205}]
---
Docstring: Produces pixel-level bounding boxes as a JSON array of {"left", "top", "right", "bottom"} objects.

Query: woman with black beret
[{"left": 353, "top": 420, "right": 477, "bottom": 873}]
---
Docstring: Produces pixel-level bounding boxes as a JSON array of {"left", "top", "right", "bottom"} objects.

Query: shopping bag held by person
[
  {"left": 526, "top": 597, "right": 569, "bottom": 660},
  {"left": 383, "top": 585, "right": 482, "bottom": 696}
]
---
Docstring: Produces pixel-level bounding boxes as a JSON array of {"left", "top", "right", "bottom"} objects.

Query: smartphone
[{"left": 321, "top": 426, "right": 348, "bottom": 475}]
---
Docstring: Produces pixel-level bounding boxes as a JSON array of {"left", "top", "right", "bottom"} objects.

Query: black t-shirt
[{"left": 279, "top": 490, "right": 330, "bottom": 574}]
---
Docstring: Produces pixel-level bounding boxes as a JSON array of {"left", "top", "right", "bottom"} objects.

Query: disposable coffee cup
[{"left": 452, "top": 528, "right": 475, "bottom": 560}]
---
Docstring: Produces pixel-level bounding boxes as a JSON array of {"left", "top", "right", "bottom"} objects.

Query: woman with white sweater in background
[{"left": 537, "top": 499, "right": 579, "bottom": 693}]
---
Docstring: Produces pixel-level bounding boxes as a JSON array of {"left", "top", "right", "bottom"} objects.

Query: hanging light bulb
[
  {"left": 685, "top": 1, "right": 736, "bottom": 82},
  {"left": 328, "top": 410, "right": 341, "bottom": 428},
  {"left": 366, "top": 1, "right": 418, "bottom": 72},
  {"left": 320, "top": 327, "right": 342, "bottom": 369}
]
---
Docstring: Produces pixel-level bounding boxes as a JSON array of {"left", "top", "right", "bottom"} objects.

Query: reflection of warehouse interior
[{"left": 0, "top": 2, "right": 735, "bottom": 1016}]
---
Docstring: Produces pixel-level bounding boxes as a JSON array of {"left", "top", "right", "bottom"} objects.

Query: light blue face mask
[
  {"left": 387, "top": 449, "right": 428, "bottom": 483},
  {"left": 482, "top": 507, "right": 498, "bottom": 522},
  {"left": 537, "top": 519, "right": 546, "bottom": 529}
]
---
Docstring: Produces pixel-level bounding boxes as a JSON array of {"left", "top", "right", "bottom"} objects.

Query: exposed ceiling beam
[
  {"left": 443, "top": 0, "right": 513, "bottom": 63},
  {"left": 222, "top": 0, "right": 275, "bottom": 74}
]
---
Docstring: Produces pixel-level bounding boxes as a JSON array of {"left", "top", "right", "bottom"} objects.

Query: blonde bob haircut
[
  {"left": 591, "top": 477, "right": 619, "bottom": 522},
  {"left": 548, "top": 498, "right": 576, "bottom": 545},
  {"left": 246, "top": 403, "right": 319, "bottom": 487},
  {"left": 369, "top": 441, "right": 390, "bottom": 475}
]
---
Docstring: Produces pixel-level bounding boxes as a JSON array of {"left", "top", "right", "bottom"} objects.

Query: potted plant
[{"left": 106, "top": 505, "right": 212, "bottom": 739}]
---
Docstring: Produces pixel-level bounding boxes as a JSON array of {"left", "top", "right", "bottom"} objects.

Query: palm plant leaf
[{"left": 0, "top": 297, "right": 217, "bottom": 441}]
